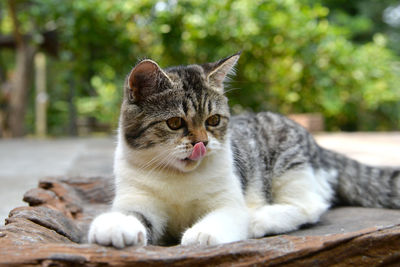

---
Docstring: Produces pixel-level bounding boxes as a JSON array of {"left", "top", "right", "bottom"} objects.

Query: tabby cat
[{"left": 88, "top": 53, "right": 400, "bottom": 248}]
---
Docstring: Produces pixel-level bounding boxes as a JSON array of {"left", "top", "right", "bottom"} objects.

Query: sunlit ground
[{"left": 1, "top": 132, "right": 400, "bottom": 225}]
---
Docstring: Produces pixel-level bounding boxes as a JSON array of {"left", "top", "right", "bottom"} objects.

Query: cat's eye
[
  {"left": 206, "top": 114, "right": 220, "bottom": 127},
  {"left": 167, "top": 117, "right": 184, "bottom": 130}
]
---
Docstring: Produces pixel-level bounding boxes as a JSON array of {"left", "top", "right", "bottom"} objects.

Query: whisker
[
  {"left": 224, "top": 87, "right": 240, "bottom": 94},
  {"left": 137, "top": 145, "right": 185, "bottom": 176}
]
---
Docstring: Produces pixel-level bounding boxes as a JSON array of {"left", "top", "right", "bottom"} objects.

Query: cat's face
[{"left": 121, "top": 53, "right": 240, "bottom": 173}]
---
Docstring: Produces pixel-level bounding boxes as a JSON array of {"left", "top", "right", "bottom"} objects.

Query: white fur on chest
[{"left": 112, "top": 135, "right": 245, "bottom": 238}]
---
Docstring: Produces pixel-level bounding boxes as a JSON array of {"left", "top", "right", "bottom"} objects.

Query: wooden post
[{"left": 35, "top": 52, "right": 47, "bottom": 137}]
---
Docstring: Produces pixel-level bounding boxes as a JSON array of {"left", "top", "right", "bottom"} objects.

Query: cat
[{"left": 88, "top": 52, "right": 400, "bottom": 248}]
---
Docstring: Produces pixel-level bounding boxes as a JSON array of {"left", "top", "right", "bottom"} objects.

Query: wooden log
[{"left": 0, "top": 176, "right": 399, "bottom": 266}]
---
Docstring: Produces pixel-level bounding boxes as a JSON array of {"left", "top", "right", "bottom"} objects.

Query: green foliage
[
  {"left": 308, "top": 0, "right": 400, "bottom": 54},
  {"left": 1, "top": 0, "right": 400, "bottom": 133},
  {"left": 77, "top": 71, "right": 122, "bottom": 126},
  {"left": 137, "top": 0, "right": 399, "bottom": 130}
]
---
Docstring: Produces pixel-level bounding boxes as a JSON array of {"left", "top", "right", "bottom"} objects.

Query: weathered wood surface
[{"left": 1, "top": 176, "right": 400, "bottom": 266}]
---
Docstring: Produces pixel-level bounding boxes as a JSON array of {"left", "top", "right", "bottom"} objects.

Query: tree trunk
[
  {"left": 8, "top": 44, "right": 35, "bottom": 137},
  {"left": 6, "top": 0, "right": 36, "bottom": 137}
]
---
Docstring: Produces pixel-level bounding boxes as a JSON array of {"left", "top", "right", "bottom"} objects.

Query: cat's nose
[
  {"left": 192, "top": 141, "right": 208, "bottom": 147},
  {"left": 188, "top": 129, "right": 208, "bottom": 147}
]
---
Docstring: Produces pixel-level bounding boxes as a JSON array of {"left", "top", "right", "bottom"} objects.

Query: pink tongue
[{"left": 189, "top": 142, "right": 207, "bottom": 161}]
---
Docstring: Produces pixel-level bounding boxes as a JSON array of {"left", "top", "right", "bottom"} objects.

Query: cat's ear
[
  {"left": 126, "top": 59, "right": 172, "bottom": 102},
  {"left": 204, "top": 52, "right": 241, "bottom": 93}
]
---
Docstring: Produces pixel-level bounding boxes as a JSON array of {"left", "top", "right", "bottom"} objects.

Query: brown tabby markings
[
  {"left": 122, "top": 64, "right": 230, "bottom": 150},
  {"left": 89, "top": 53, "right": 400, "bottom": 249},
  {"left": 122, "top": 54, "right": 400, "bottom": 210}
]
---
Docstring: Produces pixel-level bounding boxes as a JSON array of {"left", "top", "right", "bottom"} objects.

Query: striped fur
[
  {"left": 231, "top": 112, "right": 400, "bottom": 206},
  {"left": 88, "top": 54, "right": 400, "bottom": 248}
]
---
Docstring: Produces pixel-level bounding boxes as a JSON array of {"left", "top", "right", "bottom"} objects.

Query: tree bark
[{"left": 1, "top": 176, "right": 400, "bottom": 266}]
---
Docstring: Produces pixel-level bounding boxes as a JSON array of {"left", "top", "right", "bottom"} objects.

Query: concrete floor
[
  {"left": 0, "top": 133, "right": 399, "bottom": 224},
  {"left": 0, "top": 137, "right": 115, "bottom": 224},
  {"left": 316, "top": 132, "right": 400, "bottom": 167}
]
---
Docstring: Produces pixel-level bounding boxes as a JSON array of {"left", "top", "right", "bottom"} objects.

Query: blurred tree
[
  {"left": 309, "top": 0, "right": 400, "bottom": 55},
  {"left": 5, "top": 0, "right": 36, "bottom": 137},
  {"left": 25, "top": 0, "right": 136, "bottom": 134},
  {"left": 0, "top": 0, "right": 399, "bottom": 135},
  {"left": 141, "top": 0, "right": 400, "bottom": 130}
]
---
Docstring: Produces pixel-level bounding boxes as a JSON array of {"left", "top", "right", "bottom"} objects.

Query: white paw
[
  {"left": 88, "top": 212, "right": 147, "bottom": 248},
  {"left": 249, "top": 212, "right": 271, "bottom": 238},
  {"left": 249, "top": 206, "right": 301, "bottom": 238},
  {"left": 181, "top": 226, "right": 221, "bottom": 246}
]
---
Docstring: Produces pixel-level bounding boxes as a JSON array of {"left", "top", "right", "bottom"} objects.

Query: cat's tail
[{"left": 319, "top": 148, "right": 400, "bottom": 208}]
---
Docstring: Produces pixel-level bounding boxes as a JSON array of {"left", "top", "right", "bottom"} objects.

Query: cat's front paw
[
  {"left": 249, "top": 213, "right": 270, "bottom": 238},
  {"left": 88, "top": 212, "right": 147, "bottom": 248},
  {"left": 181, "top": 226, "right": 221, "bottom": 246}
]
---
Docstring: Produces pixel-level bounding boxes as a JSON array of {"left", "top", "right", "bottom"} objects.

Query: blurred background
[{"left": 0, "top": 0, "right": 400, "bottom": 138}]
